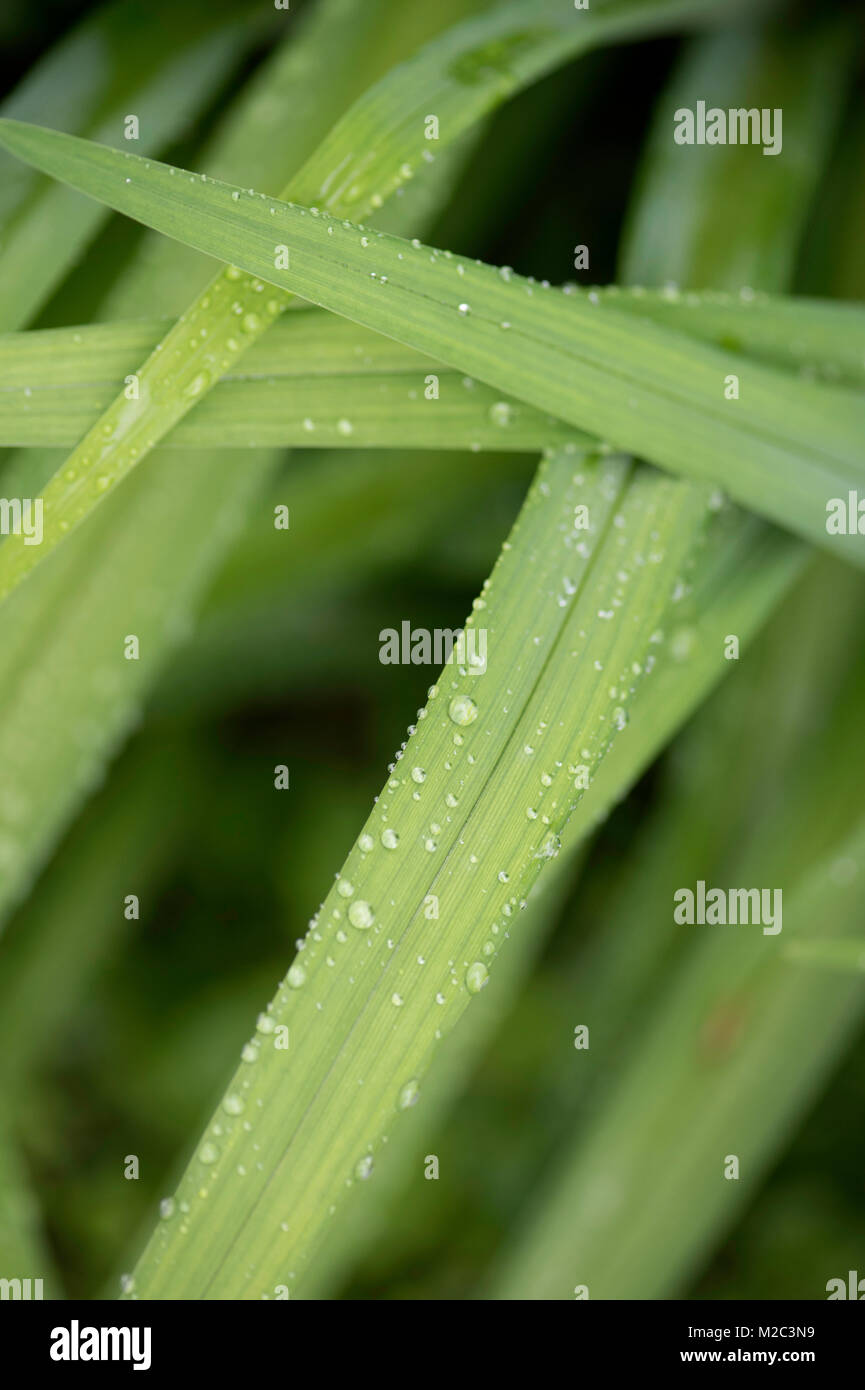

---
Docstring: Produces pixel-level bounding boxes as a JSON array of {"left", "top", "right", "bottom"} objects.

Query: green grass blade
[
  {"left": 491, "top": 814, "right": 865, "bottom": 1300},
  {"left": 596, "top": 287, "right": 865, "bottom": 389},
  {"left": 0, "top": 119, "right": 861, "bottom": 593},
  {"left": 4, "top": 290, "right": 862, "bottom": 446},
  {"left": 121, "top": 448, "right": 711, "bottom": 1299},
  {"left": 0, "top": 0, "right": 470, "bottom": 926},
  {"left": 0, "top": 314, "right": 578, "bottom": 452},
  {"left": 0, "top": 0, "right": 264, "bottom": 330},
  {"left": 480, "top": 19, "right": 861, "bottom": 1301},
  {"left": 619, "top": 23, "right": 852, "bottom": 292},
  {"left": 0, "top": 446, "right": 272, "bottom": 924},
  {"left": 98, "top": 0, "right": 484, "bottom": 319},
  {"left": 0, "top": 0, "right": 746, "bottom": 601}
]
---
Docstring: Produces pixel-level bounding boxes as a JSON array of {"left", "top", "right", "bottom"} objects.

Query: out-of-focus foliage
[{"left": 0, "top": 0, "right": 862, "bottom": 1301}]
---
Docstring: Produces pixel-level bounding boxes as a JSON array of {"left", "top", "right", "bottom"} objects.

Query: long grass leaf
[
  {"left": 0, "top": 119, "right": 861, "bottom": 593},
  {"left": 4, "top": 292, "right": 862, "bottom": 446},
  {"left": 0, "top": 0, "right": 750, "bottom": 601},
  {"left": 0, "top": 0, "right": 265, "bottom": 330},
  {"left": 0, "top": 0, "right": 471, "bottom": 923}
]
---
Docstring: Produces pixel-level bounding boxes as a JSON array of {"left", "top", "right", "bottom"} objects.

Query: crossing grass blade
[
  {"left": 0, "top": 0, "right": 483, "bottom": 925},
  {"left": 490, "top": 811, "right": 865, "bottom": 1299},
  {"left": 0, "top": 0, "right": 265, "bottom": 331},
  {"left": 0, "top": 0, "right": 750, "bottom": 603},
  {"left": 3, "top": 290, "right": 863, "bottom": 447},
  {"left": 0, "top": 118, "right": 862, "bottom": 597},
  {"left": 120, "top": 448, "right": 715, "bottom": 1299},
  {"left": 0, "top": 314, "right": 578, "bottom": 453},
  {"left": 481, "top": 21, "right": 865, "bottom": 1301}
]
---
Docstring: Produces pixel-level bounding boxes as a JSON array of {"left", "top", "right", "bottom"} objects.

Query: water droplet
[
  {"left": 336, "top": 418, "right": 354, "bottom": 436},
  {"left": 381, "top": 828, "right": 399, "bottom": 849},
  {"left": 457, "top": 303, "right": 470, "bottom": 315},
  {"left": 349, "top": 900, "right": 375, "bottom": 929},
  {"left": 184, "top": 371, "right": 210, "bottom": 398},
  {"left": 199, "top": 1142, "right": 220, "bottom": 1165},
  {"left": 287, "top": 963, "right": 306, "bottom": 988},
  {"left": 242, "top": 313, "right": 261, "bottom": 333},
  {"left": 355, "top": 1154, "right": 374, "bottom": 1180},
  {"left": 358, "top": 833, "right": 375, "bottom": 852},
  {"left": 256, "top": 1012, "right": 276, "bottom": 1034},
  {"left": 241, "top": 1042, "right": 259, "bottom": 1063},
  {"left": 398, "top": 1079, "right": 420, "bottom": 1109},
  {"left": 466, "top": 961, "right": 489, "bottom": 994},
  {"left": 159, "top": 1197, "right": 175, "bottom": 1220},
  {"left": 489, "top": 401, "right": 513, "bottom": 427},
  {"left": 223, "top": 1093, "right": 245, "bottom": 1115},
  {"left": 448, "top": 694, "right": 478, "bottom": 726},
  {"left": 336, "top": 878, "right": 354, "bottom": 897},
  {"left": 411, "top": 767, "right": 426, "bottom": 784}
]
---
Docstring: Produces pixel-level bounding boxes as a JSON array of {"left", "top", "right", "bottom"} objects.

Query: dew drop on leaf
[
  {"left": 448, "top": 694, "right": 478, "bottom": 726},
  {"left": 348, "top": 900, "right": 375, "bottom": 929},
  {"left": 466, "top": 961, "right": 489, "bottom": 994},
  {"left": 398, "top": 1079, "right": 420, "bottom": 1109},
  {"left": 184, "top": 371, "right": 210, "bottom": 399}
]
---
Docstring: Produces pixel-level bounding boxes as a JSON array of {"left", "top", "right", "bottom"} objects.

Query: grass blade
[
  {"left": 0, "top": 0, "right": 264, "bottom": 330},
  {"left": 0, "top": 0, "right": 475, "bottom": 924},
  {"left": 0, "top": 0, "right": 751, "bottom": 601},
  {"left": 0, "top": 119, "right": 861, "bottom": 593},
  {"left": 4, "top": 291, "right": 863, "bottom": 446},
  {"left": 121, "top": 448, "right": 712, "bottom": 1298},
  {"left": 0, "top": 314, "right": 578, "bottom": 452}
]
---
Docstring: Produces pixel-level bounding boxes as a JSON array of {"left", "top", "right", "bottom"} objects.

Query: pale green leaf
[
  {"left": 0, "top": 0, "right": 264, "bottom": 330},
  {"left": 0, "top": 116, "right": 861, "bottom": 595},
  {"left": 0, "top": 0, "right": 746, "bottom": 601}
]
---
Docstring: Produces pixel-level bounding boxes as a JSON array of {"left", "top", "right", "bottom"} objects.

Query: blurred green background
[{"left": 1, "top": 0, "right": 864, "bottom": 1300}]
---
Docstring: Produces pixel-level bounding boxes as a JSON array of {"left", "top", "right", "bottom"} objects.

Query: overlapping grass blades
[
  {"left": 0, "top": 0, "right": 732, "bottom": 602},
  {"left": 0, "top": 0, "right": 488, "bottom": 921},
  {"left": 0, "top": 116, "right": 862, "bottom": 594},
  {"left": 0, "top": 0, "right": 265, "bottom": 331}
]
